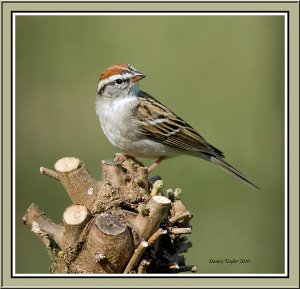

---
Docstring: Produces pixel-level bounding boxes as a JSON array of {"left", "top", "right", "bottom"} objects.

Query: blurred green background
[{"left": 15, "top": 15, "right": 285, "bottom": 274}]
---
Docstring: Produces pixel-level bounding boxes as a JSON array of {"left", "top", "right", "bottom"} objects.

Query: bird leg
[
  {"left": 115, "top": 153, "right": 165, "bottom": 175},
  {"left": 147, "top": 157, "right": 166, "bottom": 174}
]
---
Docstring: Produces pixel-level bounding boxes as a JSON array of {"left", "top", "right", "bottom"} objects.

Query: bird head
[{"left": 97, "top": 64, "right": 145, "bottom": 98}]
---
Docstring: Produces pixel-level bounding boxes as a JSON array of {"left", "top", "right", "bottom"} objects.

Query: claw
[{"left": 114, "top": 153, "right": 128, "bottom": 163}]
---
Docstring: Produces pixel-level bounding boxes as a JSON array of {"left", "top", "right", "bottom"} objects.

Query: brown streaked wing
[{"left": 137, "top": 91, "right": 224, "bottom": 157}]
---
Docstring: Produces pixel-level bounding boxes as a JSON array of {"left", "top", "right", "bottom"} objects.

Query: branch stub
[
  {"left": 96, "top": 212, "right": 126, "bottom": 236},
  {"left": 54, "top": 157, "right": 81, "bottom": 173},
  {"left": 63, "top": 205, "right": 90, "bottom": 225},
  {"left": 152, "top": 195, "right": 171, "bottom": 205}
]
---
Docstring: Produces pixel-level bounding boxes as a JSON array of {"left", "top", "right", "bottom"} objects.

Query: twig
[
  {"left": 123, "top": 241, "right": 148, "bottom": 274},
  {"left": 124, "top": 226, "right": 168, "bottom": 274},
  {"left": 169, "top": 211, "right": 192, "bottom": 225},
  {"left": 169, "top": 263, "right": 180, "bottom": 270},
  {"left": 170, "top": 264, "right": 197, "bottom": 273},
  {"left": 147, "top": 228, "right": 167, "bottom": 246},
  {"left": 150, "top": 180, "right": 164, "bottom": 196},
  {"left": 168, "top": 227, "right": 192, "bottom": 234},
  {"left": 173, "top": 188, "right": 182, "bottom": 199},
  {"left": 40, "top": 167, "right": 59, "bottom": 180},
  {"left": 137, "top": 259, "right": 150, "bottom": 274}
]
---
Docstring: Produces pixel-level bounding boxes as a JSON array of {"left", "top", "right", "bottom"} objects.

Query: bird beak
[{"left": 132, "top": 73, "right": 145, "bottom": 83}]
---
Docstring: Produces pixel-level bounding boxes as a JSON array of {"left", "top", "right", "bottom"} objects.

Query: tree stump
[{"left": 23, "top": 155, "right": 196, "bottom": 274}]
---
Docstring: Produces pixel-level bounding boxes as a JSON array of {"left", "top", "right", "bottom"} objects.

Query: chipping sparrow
[{"left": 95, "top": 64, "right": 259, "bottom": 190}]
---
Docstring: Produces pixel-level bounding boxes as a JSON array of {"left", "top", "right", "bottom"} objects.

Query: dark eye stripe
[
  {"left": 115, "top": 78, "right": 130, "bottom": 84},
  {"left": 98, "top": 76, "right": 131, "bottom": 96},
  {"left": 97, "top": 84, "right": 106, "bottom": 96}
]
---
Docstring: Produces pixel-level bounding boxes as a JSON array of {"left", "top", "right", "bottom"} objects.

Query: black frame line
[
  {"left": 1, "top": 1, "right": 300, "bottom": 4},
  {"left": 1, "top": 2, "right": 4, "bottom": 288},
  {"left": 4, "top": 8, "right": 290, "bottom": 280}
]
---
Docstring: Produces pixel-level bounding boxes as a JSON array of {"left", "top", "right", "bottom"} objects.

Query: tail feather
[{"left": 209, "top": 156, "right": 260, "bottom": 191}]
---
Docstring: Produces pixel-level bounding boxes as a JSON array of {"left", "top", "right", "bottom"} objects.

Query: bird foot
[
  {"left": 114, "top": 153, "right": 129, "bottom": 163},
  {"left": 114, "top": 153, "right": 145, "bottom": 183},
  {"left": 114, "top": 153, "right": 145, "bottom": 167}
]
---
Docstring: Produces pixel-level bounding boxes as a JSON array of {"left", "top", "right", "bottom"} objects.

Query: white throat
[{"left": 95, "top": 84, "right": 140, "bottom": 150}]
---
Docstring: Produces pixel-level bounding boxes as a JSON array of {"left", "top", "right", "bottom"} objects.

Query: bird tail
[{"left": 208, "top": 155, "right": 260, "bottom": 191}]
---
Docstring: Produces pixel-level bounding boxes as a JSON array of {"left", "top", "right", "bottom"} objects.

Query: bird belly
[
  {"left": 96, "top": 97, "right": 179, "bottom": 158},
  {"left": 123, "top": 138, "right": 179, "bottom": 158}
]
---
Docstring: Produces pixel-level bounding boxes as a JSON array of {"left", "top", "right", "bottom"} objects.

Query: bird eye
[{"left": 116, "top": 79, "right": 123, "bottom": 84}]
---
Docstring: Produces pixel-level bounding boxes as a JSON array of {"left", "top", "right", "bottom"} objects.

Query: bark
[{"left": 23, "top": 155, "right": 196, "bottom": 274}]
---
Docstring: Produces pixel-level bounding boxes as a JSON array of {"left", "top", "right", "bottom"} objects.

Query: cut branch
[
  {"left": 23, "top": 203, "right": 64, "bottom": 249},
  {"left": 62, "top": 204, "right": 91, "bottom": 249},
  {"left": 54, "top": 157, "right": 100, "bottom": 207},
  {"left": 71, "top": 213, "right": 134, "bottom": 273},
  {"left": 134, "top": 195, "right": 171, "bottom": 241}
]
